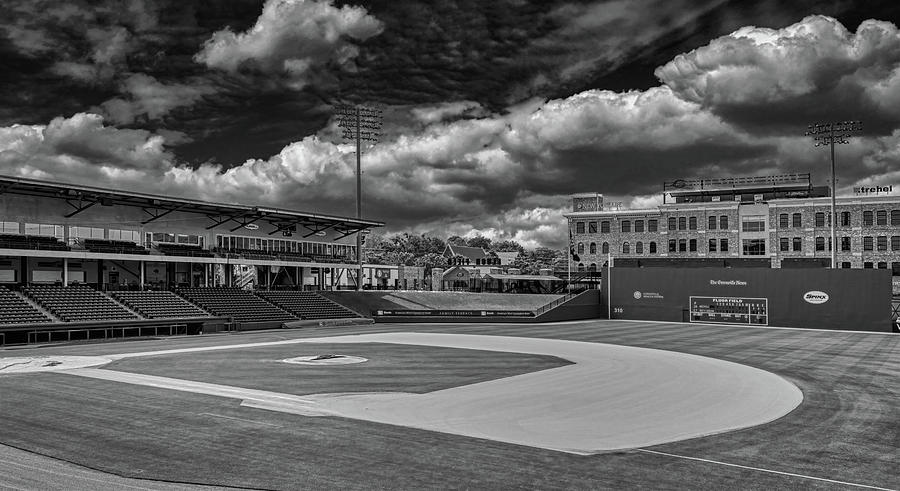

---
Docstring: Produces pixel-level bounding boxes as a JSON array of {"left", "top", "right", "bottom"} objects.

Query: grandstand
[
  {"left": 112, "top": 291, "right": 209, "bottom": 319},
  {"left": 23, "top": 285, "right": 138, "bottom": 322},
  {"left": 257, "top": 290, "right": 361, "bottom": 320},
  {"left": 177, "top": 288, "right": 296, "bottom": 323},
  {"left": 0, "top": 286, "right": 52, "bottom": 325}
]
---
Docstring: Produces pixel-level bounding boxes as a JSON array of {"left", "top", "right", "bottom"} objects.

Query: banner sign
[{"left": 374, "top": 309, "right": 533, "bottom": 317}]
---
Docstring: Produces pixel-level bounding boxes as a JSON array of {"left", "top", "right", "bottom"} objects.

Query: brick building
[{"left": 564, "top": 174, "right": 900, "bottom": 290}]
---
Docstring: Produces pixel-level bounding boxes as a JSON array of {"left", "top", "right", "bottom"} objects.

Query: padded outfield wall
[{"left": 602, "top": 267, "right": 892, "bottom": 332}]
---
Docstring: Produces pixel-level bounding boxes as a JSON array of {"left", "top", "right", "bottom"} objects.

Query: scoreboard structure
[{"left": 689, "top": 296, "right": 768, "bottom": 326}]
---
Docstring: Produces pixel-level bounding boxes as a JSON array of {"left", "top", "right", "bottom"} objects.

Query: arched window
[
  {"left": 602, "top": 242, "right": 609, "bottom": 254},
  {"left": 622, "top": 242, "right": 630, "bottom": 254},
  {"left": 649, "top": 241, "right": 657, "bottom": 254},
  {"left": 635, "top": 241, "right": 643, "bottom": 254},
  {"left": 589, "top": 242, "right": 597, "bottom": 254},
  {"left": 577, "top": 263, "right": 585, "bottom": 272},
  {"left": 577, "top": 242, "right": 585, "bottom": 254},
  {"left": 588, "top": 263, "right": 597, "bottom": 272},
  {"left": 708, "top": 215, "right": 717, "bottom": 230}
]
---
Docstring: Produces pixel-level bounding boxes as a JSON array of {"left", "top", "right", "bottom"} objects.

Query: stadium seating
[
  {"left": 256, "top": 290, "right": 361, "bottom": 320},
  {"left": 0, "top": 234, "right": 70, "bottom": 251},
  {"left": 82, "top": 239, "right": 149, "bottom": 255},
  {"left": 177, "top": 288, "right": 296, "bottom": 323},
  {"left": 112, "top": 291, "right": 210, "bottom": 319},
  {"left": 155, "top": 243, "right": 214, "bottom": 257},
  {"left": 0, "top": 285, "right": 53, "bottom": 325},
  {"left": 22, "top": 284, "right": 139, "bottom": 322}
]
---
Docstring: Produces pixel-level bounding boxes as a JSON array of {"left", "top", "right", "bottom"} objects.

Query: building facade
[{"left": 564, "top": 175, "right": 900, "bottom": 291}]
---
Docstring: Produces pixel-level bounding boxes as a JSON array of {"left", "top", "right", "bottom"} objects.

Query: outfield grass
[{"left": 0, "top": 322, "right": 897, "bottom": 490}]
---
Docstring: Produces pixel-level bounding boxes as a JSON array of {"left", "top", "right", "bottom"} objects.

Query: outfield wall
[{"left": 602, "top": 267, "right": 893, "bottom": 332}]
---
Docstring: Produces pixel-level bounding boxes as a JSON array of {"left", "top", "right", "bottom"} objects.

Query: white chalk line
[{"left": 636, "top": 449, "right": 896, "bottom": 490}]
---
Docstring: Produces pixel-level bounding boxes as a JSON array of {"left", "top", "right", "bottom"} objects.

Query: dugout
[{"left": 602, "top": 266, "right": 893, "bottom": 332}]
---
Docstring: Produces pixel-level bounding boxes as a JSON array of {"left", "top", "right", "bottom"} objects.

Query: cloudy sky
[{"left": 2, "top": 1, "right": 900, "bottom": 249}]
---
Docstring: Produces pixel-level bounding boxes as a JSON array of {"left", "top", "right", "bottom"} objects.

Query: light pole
[
  {"left": 805, "top": 121, "right": 862, "bottom": 269},
  {"left": 336, "top": 104, "right": 383, "bottom": 290}
]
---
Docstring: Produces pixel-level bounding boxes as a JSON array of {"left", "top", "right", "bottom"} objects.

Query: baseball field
[{"left": 0, "top": 319, "right": 897, "bottom": 490}]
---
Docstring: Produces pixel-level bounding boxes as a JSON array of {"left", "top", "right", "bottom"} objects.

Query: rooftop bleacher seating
[
  {"left": 0, "top": 285, "right": 53, "bottom": 325},
  {"left": 22, "top": 284, "right": 139, "bottom": 322},
  {"left": 112, "top": 291, "right": 210, "bottom": 319},
  {"left": 177, "top": 288, "right": 295, "bottom": 323},
  {"left": 82, "top": 239, "right": 149, "bottom": 255},
  {"left": 155, "top": 243, "right": 214, "bottom": 258},
  {"left": 256, "top": 290, "right": 360, "bottom": 320},
  {"left": 0, "top": 234, "right": 70, "bottom": 251}
]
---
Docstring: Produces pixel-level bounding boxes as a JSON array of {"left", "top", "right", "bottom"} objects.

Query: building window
[
  {"left": 634, "top": 220, "right": 644, "bottom": 232},
  {"left": 877, "top": 236, "right": 887, "bottom": 251},
  {"left": 863, "top": 236, "right": 873, "bottom": 251},
  {"left": 864, "top": 262, "right": 873, "bottom": 269},
  {"left": 741, "top": 215, "right": 766, "bottom": 232},
  {"left": 678, "top": 217, "right": 686, "bottom": 230},
  {"left": 668, "top": 239, "right": 676, "bottom": 252},
  {"left": 878, "top": 262, "right": 887, "bottom": 269},
  {"left": 780, "top": 238, "right": 789, "bottom": 252},
  {"left": 678, "top": 239, "right": 687, "bottom": 252},
  {"left": 877, "top": 210, "right": 887, "bottom": 226},
  {"left": 720, "top": 215, "right": 729, "bottom": 230},
  {"left": 577, "top": 243, "right": 585, "bottom": 254},
  {"left": 779, "top": 214, "right": 788, "bottom": 228},
  {"left": 863, "top": 211, "right": 873, "bottom": 226},
  {"left": 841, "top": 212, "right": 851, "bottom": 226},
  {"left": 668, "top": 217, "right": 676, "bottom": 231},
  {"left": 815, "top": 212, "right": 825, "bottom": 227},
  {"left": 892, "top": 262, "right": 900, "bottom": 276},
  {"left": 792, "top": 213, "right": 802, "bottom": 228},
  {"left": 576, "top": 222, "right": 585, "bottom": 234},
  {"left": 709, "top": 238, "right": 717, "bottom": 252},
  {"left": 742, "top": 239, "right": 766, "bottom": 255},
  {"left": 621, "top": 220, "right": 631, "bottom": 233},
  {"left": 589, "top": 263, "right": 597, "bottom": 272},
  {"left": 689, "top": 239, "right": 697, "bottom": 252},
  {"left": 649, "top": 241, "right": 657, "bottom": 254},
  {"left": 892, "top": 236, "right": 900, "bottom": 251},
  {"left": 842, "top": 262, "right": 852, "bottom": 269},
  {"left": 793, "top": 237, "right": 803, "bottom": 252},
  {"left": 589, "top": 242, "right": 597, "bottom": 254},
  {"left": 601, "top": 221, "right": 610, "bottom": 233},
  {"left": 578, "top": 263, "right": 585, "bottom": 272},
  {"left": 602, "top": 242, "right": 609, "bottom": 254},
  {"left": 622, "top": 242, "right": 630, "bottom": 254},
  {"left": 588, "top": 221, "right": 597, "bottom": 233},
  {"left": 720, "top": 238, "right": 729, "bottom": 252},
  {"left": 815, "top": 237, "right": 825, "bottom": 251},
  {"left": 841, "top": 237, "right": 851, "bottom": 252},
  {"left": 708, "top": 216, "right": 717, "bottom": 230},
  {"left": 689, "top": 217, "right": 697, "bottom": 230},
  {"left": 648, "top": 219, "right": 658, "bottom": 232},
  {"left": 892, "top": 210, "right": 900, "bottom": 226},
  {"left": 635, "top": 241, "right": 643, "bottom": 254}
]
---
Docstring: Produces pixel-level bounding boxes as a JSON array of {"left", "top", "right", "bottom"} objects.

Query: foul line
[{"left": 636, "top": 449, "right": 896, "bottom": 490}]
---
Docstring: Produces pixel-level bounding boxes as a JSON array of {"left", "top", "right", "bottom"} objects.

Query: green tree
[{"left": 465, "top": 235, "right": 492, "bottom": 250}]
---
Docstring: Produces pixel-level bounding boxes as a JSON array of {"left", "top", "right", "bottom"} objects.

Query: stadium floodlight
[
  {"left": 805, "top": 121, "right": 862, "bottom": 269},
  {"left": 336, "top": 103, "right": 384, "bottom": 290}
]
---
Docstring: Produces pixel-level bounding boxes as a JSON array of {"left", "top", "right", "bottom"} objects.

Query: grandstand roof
[{"left": 0, "top": 174, "right": 383, "bottom": 239}]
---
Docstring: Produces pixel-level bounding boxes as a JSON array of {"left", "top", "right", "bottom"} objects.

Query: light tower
[
  {"left": 805, "top": 121, "right": 862, "bottom": 269},
  {"left": 336, "top": 104, "right": 383, "bottom": 290}
]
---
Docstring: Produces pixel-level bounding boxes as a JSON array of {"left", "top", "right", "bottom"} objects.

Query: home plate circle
[
  {"left": 0, "top": 356, "right": 112, "bottom": 374},
  {"left": 282, "top": 354, "right": 368, "bottom": 365}
]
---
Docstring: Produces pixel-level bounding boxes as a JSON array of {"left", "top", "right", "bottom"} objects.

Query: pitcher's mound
[
  {"left": 0, "top": 356, "right": 112, "bottom": 374},
  {"left": 282, "top": 354, "right": 367, "bottom": 366}
]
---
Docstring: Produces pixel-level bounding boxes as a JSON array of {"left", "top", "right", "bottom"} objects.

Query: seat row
[
  {"left": 177, "top": 288, "right": 295, "bottom": 323},
  {"left": 0, "top": 286, "right": 52, "bottom": 325},
  {"left": 23, "top": 285, "right": 138, "bottom": 323},
  {"left": 112, "top": 291, "right": 210, "bottom": 319},
  {"left": 256, "top": 291, "right": 359, "bottom": 320}
]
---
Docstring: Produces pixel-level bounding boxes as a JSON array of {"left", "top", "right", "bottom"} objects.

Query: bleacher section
[
  {"left": 257, "top": 291, "right": 360, "bottom": 320},
  {"left": 178, "top": 288, "right": 295, "bottom": 323},
  {"left": 0, "top": 234, "right": 70, "bottom": 251},
  {"left": 155, "top": 244, "right": 214, "bottom": 257},
  {"left": 113, "top": 291, "right": 210, "bottom": 319},
  {"left": 23, "top": 284, "right": 139, "bottom": 322},
  {"left": 82, "top": 239, "right": 149, "bottom": 255},
  {"left": 0, "top": 286, "right": 52, "bottom": 325}
]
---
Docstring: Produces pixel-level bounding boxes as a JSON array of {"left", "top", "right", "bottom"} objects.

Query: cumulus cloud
[
  {"left": 655, "top": 15, "right": 900, "bottom": 131},
  {"left": 97, "top": 74, "right": 216, "bottom": 124},
  {"left": 195, "top": 0, "right": 383, "bottom": 89}
]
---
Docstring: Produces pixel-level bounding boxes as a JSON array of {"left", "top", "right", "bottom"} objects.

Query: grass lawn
[{"left": 0, "top": 321, "right": 897, "bottom": 490}]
